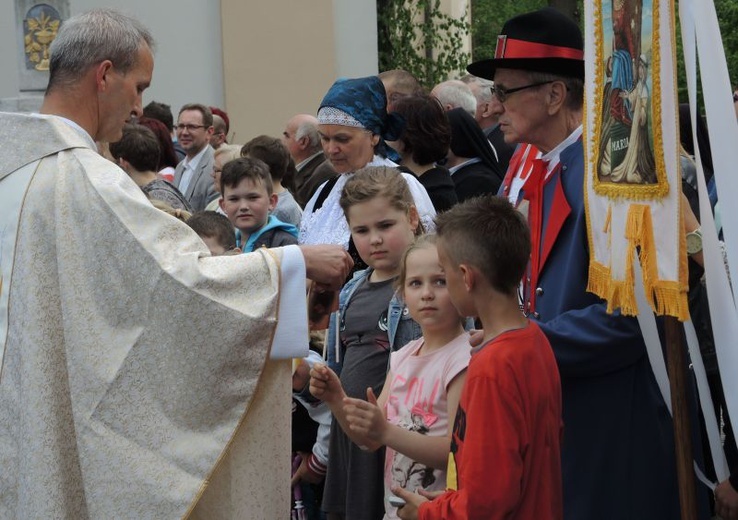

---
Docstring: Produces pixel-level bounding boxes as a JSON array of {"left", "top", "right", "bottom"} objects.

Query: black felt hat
[{"left": 467, "top": 7, "right": 584, "bottom": 81}]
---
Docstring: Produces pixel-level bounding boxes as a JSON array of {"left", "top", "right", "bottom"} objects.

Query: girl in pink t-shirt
[{"left": 343, "top": 235, "right": 471, "bottom": 519}]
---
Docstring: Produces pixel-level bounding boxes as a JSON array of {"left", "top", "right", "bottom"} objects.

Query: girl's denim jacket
[{"left": 326, "top": 268, "right": 421, "bottom": 375}]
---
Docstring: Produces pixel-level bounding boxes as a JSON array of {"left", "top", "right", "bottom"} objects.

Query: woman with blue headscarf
[{"left": 299, "top": 77, "right": 436, "bottom": 263}]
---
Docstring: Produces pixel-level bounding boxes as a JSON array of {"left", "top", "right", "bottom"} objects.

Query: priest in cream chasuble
[{"left": 0, "top": 110, "right": 314, "bottom": 519}]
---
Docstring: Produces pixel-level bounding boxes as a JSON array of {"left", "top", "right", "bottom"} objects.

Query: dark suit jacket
[
  {"left": 485, "top": 124, "right": 517, "bottom": 175},
  {"left": 399, "top": 165, "right": 457, "bottom": 213},
  {"left": 292, "top": 152, "right": 337, "bottom": 208},
  {"left": 173, "top": 145, "right": 217, "bottom": 212},
  {"left": 451, "top": 160, "right": 502, "bottom": 203}
]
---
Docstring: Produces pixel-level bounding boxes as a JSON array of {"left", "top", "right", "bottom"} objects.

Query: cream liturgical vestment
[{"left": 0, "top": 113, "right": 308, "bottom": 519}]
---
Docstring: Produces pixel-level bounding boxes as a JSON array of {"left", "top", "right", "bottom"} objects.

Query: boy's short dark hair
[
  {"left": 241, "top": 135, "right": 290, "bottom": 182},
  {"left": 220, "top": 157, "right": 273, "bottom": 195},
  {"left": 435, "top": 195, "right": 530, "bottom": 296},
  {"left": 109, "top": 123, "right": 160, "bottom": 173},
  {"left": 186, "top": 211, "right": 237, "bottom": 251},
  {"left": 143, "top": 101, "right": 174, "bottom": 132}
]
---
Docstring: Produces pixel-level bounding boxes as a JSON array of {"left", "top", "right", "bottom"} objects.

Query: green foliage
[
  {"left": 716, "top": 0, "right": 738, "bottom": 90},
  {"left": 470, "top": 0, "right": 548, "bottom": 62},
  {"left": 377, "top": 0, "right": 471, "bottom": 89},
  {"left": 675, "top": 0, "right": 738, "bottom": 105},
  {"left": 467, "top": 0, "right": 738, "bottom": 107}
]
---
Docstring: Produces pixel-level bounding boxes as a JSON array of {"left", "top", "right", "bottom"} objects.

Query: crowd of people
[{"left": 0, "top": 4, "right": 736, "bottom": 520}]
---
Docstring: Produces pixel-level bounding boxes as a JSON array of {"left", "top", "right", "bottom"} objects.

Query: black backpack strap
[
  {"left": 311, "top": 175, "right": 368, "bottom": 277},
  {"left": 313, "top": 176, "right": 340, "bottom": 211}
]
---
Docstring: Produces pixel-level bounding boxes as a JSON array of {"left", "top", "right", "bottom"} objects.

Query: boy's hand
[
  {"left": 392, "top": 487, "right": 429, "bottom": 520},
  {"left": 344, "top": 387, "right": 387, "bottom": 444},
  {"left": 292, "top": 359, "right": 311, "bottom": 391},
  {"left": 309, "top": 363, "right": 344, "bottom": 405},
  {"left": 715, "top": 479, "right": 738, "bottom": 520},
  {"left": 290, "top": 452, "right": 323, "bottom": 487},
  {"left": 469, "top": 329, "right": 484, "bottom": 348}
]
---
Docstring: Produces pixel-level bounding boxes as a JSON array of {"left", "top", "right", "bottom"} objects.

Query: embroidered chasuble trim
[
  {"left": 184, "top": 248, "right": 281, "bottom": 517},
  {"left": 0, "top": 160, "right": 41, "bottom": 380}
]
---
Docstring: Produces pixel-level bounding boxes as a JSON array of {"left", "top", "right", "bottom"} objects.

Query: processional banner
[{"left": 584, "top": 0, "right": 688, "bottom": 319}]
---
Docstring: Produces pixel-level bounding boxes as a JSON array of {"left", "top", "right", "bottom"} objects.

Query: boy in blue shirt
[{"left": 219, "top": 157, "right": 298, "bottom": 252}]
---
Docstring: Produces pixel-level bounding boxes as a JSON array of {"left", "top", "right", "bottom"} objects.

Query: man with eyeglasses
[
  {"left": 399, "top": 7, "right": 702, "bottom": 520},
  {"left": 173, "top": 103, "right": 218, "bottom": 211}
]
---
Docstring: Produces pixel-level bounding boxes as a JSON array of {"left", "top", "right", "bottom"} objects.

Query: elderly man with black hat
[
  {"left": 396, "top": 7, "right": 707, "bottom": 520},
  {"left": 477, "top": 7, "right": 705, "bottom": 520}
]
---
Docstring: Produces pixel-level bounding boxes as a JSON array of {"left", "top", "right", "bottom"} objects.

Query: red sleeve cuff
[{"left": 306, "top": 454, "right": 327, "bottom": 480}]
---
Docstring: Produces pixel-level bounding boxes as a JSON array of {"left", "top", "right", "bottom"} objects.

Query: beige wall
[
  {"left": 221, "top": 1, "right": 335, "bottom": 144},
  {"left": 221, "top": 1, "right": 379, "bottom": 145},
  {"left": 1, "top": 0, "right": 382, "bottom": 139}
]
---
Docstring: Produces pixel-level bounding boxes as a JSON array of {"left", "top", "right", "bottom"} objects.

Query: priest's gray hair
[{"left": 47, "top": 8, "right": 155, "bottom": 92}]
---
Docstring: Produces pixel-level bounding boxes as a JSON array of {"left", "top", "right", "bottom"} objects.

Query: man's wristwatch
[{"left": 686, "top": 227, "right": 703, "bottom": 255}]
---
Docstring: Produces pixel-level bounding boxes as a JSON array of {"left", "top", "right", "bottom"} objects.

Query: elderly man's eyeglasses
[
  {"left": 176, "top": 124, "right": 206, "bottom": 132},
  {"left": 490, "top": 81, "right": 554, "bottom": 103}
]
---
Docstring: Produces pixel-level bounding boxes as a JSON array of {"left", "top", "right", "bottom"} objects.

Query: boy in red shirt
[{"left": 394, "top": 195, "right": 563, "bottom": 520}]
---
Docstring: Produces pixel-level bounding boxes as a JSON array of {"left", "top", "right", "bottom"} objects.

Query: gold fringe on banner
[{"left": 588, "top": 203, "right": 688, "bottom": 320}]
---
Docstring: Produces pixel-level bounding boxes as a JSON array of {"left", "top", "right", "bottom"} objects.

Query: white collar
[
  {"left": 448, "top": 157, "right": 482, "bottom": 175},
  {"left": 296, "top": 151, "right": 323, "bottom": 171},
  {"left": 541, "top": 125, "right": 582, "bottom": 176},
  {"left": 184, "top": 144, "right": 210, "bottom": 170}
]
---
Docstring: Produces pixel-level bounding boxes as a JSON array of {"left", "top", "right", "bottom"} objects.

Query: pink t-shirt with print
[{"left": 383, "top": 332, "right": 471, "bottom": 519}]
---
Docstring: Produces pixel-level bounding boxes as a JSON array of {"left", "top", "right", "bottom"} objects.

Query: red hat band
[{"left": 494, "top": 36, "right": 584, "bottom": 61}]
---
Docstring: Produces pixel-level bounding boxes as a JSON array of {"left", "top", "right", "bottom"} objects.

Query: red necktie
[{"left": 522, "top": 158, "right": 548, "bottom": 315}]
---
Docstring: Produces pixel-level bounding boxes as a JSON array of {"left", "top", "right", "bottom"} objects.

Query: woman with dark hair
[
  {"left": 136, "top": 116, "right": 180, "bottom": 182},
  {"left": 445, "top": 107, "right": 504, "bottom": 202},
  {"left": 390, "top": 95, "right": 458, "bottom": 212}
]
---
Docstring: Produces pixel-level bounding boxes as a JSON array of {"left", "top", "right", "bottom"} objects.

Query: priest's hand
[
  {"left": 716, "top": 478, "right": 738, "bottom": 520},
  {"left": 300, "top": 245, "right": 353, "bottom": 291}
]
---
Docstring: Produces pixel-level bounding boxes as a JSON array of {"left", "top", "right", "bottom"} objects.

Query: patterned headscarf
[{"left": 318, "top": 76, "right": 405, "bottom": 141}]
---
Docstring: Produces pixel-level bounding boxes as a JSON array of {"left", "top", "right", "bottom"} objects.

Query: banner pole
[{"left": 665, "top": 316, "right": 698, "bottom": 520}]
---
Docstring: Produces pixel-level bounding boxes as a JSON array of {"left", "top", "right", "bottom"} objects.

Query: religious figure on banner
[{"left": 597, "top": 0, "right": 657, "bottom": 185}]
